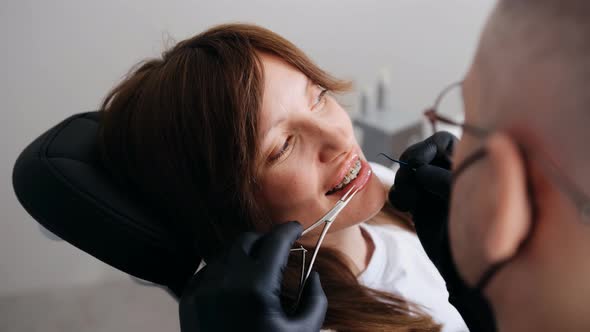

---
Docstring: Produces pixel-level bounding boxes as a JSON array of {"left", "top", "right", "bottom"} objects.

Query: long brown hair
[{"left": 98, "top": 23, "right": 440, "bottom": 332}]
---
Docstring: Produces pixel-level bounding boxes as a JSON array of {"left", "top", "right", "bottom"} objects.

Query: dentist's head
[{"left": 451, "top": 1, "right": 590, "bottom": 330}]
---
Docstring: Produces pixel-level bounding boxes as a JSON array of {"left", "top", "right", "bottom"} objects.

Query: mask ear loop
[
  {"left": 451, "top": 146, "right": 500, "bottom": 291},
  {"left": 450, "top": 147, "right": 488, "bottom": 183},
  {"left": 452, "top": 145, "right": 538, "bottom": 293}
]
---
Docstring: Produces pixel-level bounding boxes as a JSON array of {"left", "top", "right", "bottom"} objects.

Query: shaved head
[
  {"left": 491, "top": 0, "right": 590, "bottom": 92},
  {"left": 471, "top": 0, "right": 590, "bottom": 187},
  {"left": 451, "top": 3, "right": 590, "bottom": 329}
]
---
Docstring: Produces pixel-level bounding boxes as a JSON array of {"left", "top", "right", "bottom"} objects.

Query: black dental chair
[{"left": 12, "top": 111, "right": 200, "bottom": 298}]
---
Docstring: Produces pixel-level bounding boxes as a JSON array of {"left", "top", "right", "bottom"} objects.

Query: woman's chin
[{"left": 331, "top": 173, "right": 386, "bottom": 231}]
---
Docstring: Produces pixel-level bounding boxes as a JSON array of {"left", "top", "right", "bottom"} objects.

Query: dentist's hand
[
  {"left": 179, "top": 221, "right": 327, "bottom": 332},
  {"left": 388, "top": 132, "right": 496, "bottom": 332},
  {"left": 388, "top": 131, "right": 456, "bottom": 266}
]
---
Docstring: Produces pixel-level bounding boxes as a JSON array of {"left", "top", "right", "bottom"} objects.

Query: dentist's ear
[
  {"left": 450, "top": 132, "right": 532, "bottom": 287},
  {"left": 482, "top": 133, "right": 532, "bottom": 268}
]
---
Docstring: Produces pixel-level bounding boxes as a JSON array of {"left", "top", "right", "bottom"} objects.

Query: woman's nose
[{"left": 312, "top": 118, "right": 352, "bottom": 163}]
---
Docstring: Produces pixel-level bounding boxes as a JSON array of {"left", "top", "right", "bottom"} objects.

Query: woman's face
[{"left": 255, "top": 54, "right": 386, "bottom": 241}]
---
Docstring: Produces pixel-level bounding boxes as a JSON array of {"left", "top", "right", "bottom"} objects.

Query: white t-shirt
[{"left": 357, "top": 222, "right": 469, "bottom": 332}]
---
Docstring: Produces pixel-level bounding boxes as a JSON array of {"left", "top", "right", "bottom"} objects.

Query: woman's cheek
[{"left": 257, "top": 170, "right": 307, "bottom": 221}]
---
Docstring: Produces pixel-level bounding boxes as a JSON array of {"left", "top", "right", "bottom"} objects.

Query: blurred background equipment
[{"left": 353, "top": 68, "right": 424, "bottom": 165}]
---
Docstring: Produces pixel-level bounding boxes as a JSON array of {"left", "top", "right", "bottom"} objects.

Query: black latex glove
[
  {"left": 388, "top": 132, "right": 496, "bottom": 332},
  {"left": 389, "top": 132, "right": 455, "bottom": 269},
  {"left": 179, "top": 221, "right": 327, "bottom": 332}
]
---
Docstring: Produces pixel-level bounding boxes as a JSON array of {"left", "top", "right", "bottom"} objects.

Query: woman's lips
[
  {"left": 328, "top": 153, "right": 359, "bottom": 191},
  {"left": 327, "top": 158, "right": 372, "bottom": 198}
]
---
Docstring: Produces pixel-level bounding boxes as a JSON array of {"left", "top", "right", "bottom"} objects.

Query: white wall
[{"left": 0, "top": 0, "right": 495, "bottom": 295}]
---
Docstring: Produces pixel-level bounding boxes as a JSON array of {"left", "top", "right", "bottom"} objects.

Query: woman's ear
[{"left": 481, "top": 132, "right": 532, "bottom": 268}]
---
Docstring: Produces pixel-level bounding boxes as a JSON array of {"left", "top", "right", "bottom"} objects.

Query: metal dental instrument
[
  {"left": 377, "top": 153, "right": 416, "bottom": 170},
  {"left": 291, "top": 185, "right": 361, "bottom": 310},
  {"left": 290, "top": 245, "right": 308, "bottom": 287},
  {"left": 301, "top": 185, "right": 360, "bottom": 237}
]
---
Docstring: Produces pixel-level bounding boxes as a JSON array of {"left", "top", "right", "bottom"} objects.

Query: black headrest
[{"left": 12, "top": 111, "right": 199, "bottom": 297}]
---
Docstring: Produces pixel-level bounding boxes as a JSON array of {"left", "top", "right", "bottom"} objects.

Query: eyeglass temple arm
[{"left": 424, "top": 109, "right": 489, "bottom": 139}]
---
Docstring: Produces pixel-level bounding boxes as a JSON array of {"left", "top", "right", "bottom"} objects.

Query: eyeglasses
[{"left": 424, "top": 80, "right": 590, "bottom": 224}]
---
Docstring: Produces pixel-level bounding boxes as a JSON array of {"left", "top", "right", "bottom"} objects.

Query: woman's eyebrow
[
  {"left": 263, "top": 77, "right": 311, "bottom": 140},
  {"left": 263, "top": 117, "right": 285, "bottom": 139}
]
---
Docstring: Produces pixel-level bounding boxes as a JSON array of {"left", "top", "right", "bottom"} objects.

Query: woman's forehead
[
  {"left": 261, "top": 54, "right": 309, "bottom": 101},
  {"left": 259, "top": 54, "right": 311, "bottom": 137}
]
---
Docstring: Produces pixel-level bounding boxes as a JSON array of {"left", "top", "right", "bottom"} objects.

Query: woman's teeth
[{"left": 328, "top": 159, "right": 362, "bottom": 194}]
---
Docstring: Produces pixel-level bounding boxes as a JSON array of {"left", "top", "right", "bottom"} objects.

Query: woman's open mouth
[{"left": 326, "top": 157, "right": 372, "bottom": 196}]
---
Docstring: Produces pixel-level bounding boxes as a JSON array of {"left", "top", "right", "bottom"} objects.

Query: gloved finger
[
  {"left": 291, "top": 271, "right": 328, "bottom": 327},
  {"left": 428, "top": 131, "right": 458, "bottom": 169},
  {"left": 415, "top": 164, "right": 452, "bottom": 201},
  {"left": 400, "top": 132, "right": 458, "bottom": 169},
  {"left": 399, "top": 140, "right": 438, "bottom": 167},
  {"left": 229, "top": 232, "right": 262, "bottom": 260},
  {"left": 252, "top": 221, "right": 303, "bottom": 277},
  {"left": 389, "top": 166, "right": 418, "bottom": 213}
]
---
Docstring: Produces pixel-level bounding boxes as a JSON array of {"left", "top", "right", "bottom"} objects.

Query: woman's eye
[
  {"left": 269, "top": 136, "right": 292, "bottom": 162},
  {"left": 313, "top": 87, "right": 328, "bottom": 109}
]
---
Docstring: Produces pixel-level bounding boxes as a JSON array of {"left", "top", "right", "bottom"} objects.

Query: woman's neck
[{"left": 306, "top": 224, "right": 375, "bottom": 276}]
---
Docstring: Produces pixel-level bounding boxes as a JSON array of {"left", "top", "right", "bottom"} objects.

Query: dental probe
[{"left": 377, "top": 153, "right": 416, "bottom": 170}]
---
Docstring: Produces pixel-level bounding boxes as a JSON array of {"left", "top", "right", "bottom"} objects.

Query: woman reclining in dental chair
[{"left": 97, "top": 23, "right": 466, "bottom": 332}]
